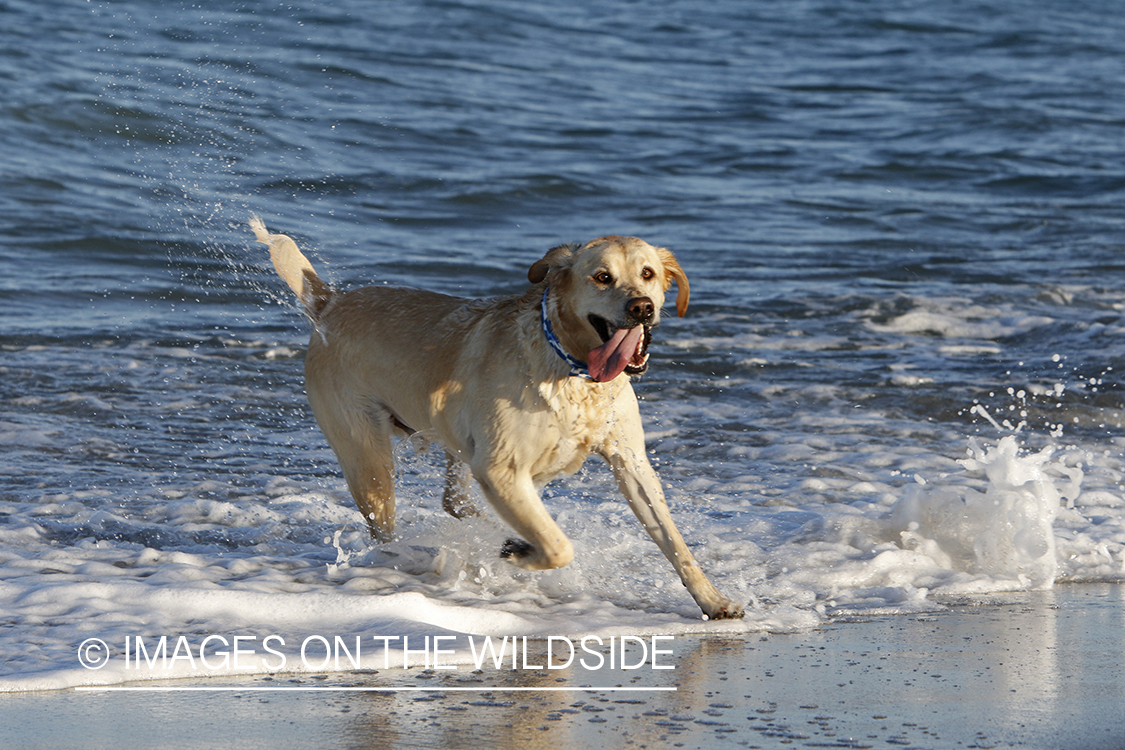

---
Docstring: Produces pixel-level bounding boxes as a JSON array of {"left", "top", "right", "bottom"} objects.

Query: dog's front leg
[
  {"left": 607, "top": 450, "right": 743, "bottom": 619},
  {"left": 602, "top": 426, "right": 744, "bottom": 620},
  {"left": 473, "top": 464, "right": 574, "bottom": 571}
]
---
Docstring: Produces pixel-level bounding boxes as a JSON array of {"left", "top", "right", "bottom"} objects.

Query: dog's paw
[
  {"left": 499, "top": 538, "right": 534, "bottom": 560},
  {"left": 705, "top": 602, "right": 745, "bottom": 621}
]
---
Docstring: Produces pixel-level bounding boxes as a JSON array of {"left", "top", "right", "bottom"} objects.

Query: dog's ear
[
  {"left": 657, "top": 247, "right": 690, "bottom": 317},
  {"left": 528, "top": 242, "right": 579, "bottom": 284}
]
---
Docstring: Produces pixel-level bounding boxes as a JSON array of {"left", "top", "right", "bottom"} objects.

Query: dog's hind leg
[
  {"left": 307, "top": 388, "right": 398, "bottom": 541},
  {"left": 337, "top": 424, "right": 397, "bottom": 541},
  {"left": 442, "top": 452, "right": 478, "bottom": 519}
]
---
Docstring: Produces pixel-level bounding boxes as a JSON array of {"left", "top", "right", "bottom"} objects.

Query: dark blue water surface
[{"left": 2, "top": 0, "right": 1124, "bottom": 566}]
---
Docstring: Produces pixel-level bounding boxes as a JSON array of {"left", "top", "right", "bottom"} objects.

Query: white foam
[
  {"left": 885, "top": 436, "right": 1076, "bottom": 590},
  {"left": 864, "top": 297, "right": 1054, "bottom": 340},
  {"left": 2, "top": 354, "right": 1123, "bottom": 692}
]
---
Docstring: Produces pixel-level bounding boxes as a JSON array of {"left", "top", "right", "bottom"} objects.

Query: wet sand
[{"left": 2, "top": 584, "right": 1122, "bottom": 750}]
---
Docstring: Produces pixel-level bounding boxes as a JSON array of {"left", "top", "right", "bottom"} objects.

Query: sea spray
[{"left": 887, "top": 436, "right": 1082, "bottom": 589}]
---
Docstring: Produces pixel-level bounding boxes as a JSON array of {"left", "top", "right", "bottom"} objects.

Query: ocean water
[{"left": 2, "top": 0, "right": 1125, "bottom": 691}]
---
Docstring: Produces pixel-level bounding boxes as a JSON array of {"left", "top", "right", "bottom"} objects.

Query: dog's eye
[
  {"left": 641, "top": 267, "right": 655, "bottom": 280},
  {"left": 593, "top": 271, "right": 614, "bottom": 285}
]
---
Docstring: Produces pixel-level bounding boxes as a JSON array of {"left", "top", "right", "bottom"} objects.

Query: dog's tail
[{"left": 251, "top": 216, "right": 334, "bottom": 320}]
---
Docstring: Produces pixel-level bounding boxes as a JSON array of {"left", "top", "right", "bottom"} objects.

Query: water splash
[{"left": 888, "top": 435, "right": 1082, "bottom": 590}]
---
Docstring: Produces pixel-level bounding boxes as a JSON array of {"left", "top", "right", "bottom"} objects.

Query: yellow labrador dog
[{"left": 252, "top": 217, "right": 742, "bottom": 620}]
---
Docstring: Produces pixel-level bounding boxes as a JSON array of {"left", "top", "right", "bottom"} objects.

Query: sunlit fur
[{"left": 253, "top": 219, "right": 740, "bottom": 620}]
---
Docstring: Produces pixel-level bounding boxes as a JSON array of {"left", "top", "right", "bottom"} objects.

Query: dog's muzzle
[{"left": 587, "top": 299, "right": 655, "bottom": 381}]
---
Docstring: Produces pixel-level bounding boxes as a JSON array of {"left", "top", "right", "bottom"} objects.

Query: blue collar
[{"left": 541, "top": 286, "right": 593, "bottom": 380}]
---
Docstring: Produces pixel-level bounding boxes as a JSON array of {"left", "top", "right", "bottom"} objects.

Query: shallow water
[
  {"left": 2, "top": 0, "right": 1124, "bottom": 690},
  {"left": 4, "top": 586, "right": 1123, "bottom": 750}
]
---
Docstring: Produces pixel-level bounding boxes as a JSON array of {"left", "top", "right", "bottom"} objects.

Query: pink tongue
[{"left": 587, "top": 326, "right": 644, "bottom": 382}]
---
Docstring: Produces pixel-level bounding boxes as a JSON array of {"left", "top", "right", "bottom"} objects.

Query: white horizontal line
[{"left": 75, "top": 685, "right": 677, "bottom": 693}]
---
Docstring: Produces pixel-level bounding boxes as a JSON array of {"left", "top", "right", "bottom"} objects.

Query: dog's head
[{"left": 528, "top": 236, "right": 689, "bottom": 382}]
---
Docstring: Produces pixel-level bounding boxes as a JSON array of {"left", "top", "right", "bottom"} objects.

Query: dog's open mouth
[{"left": 587, "top": 315, "right": 652, "bottom": 382}]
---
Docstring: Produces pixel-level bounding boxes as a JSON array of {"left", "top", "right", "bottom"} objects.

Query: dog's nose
[{"left": 627, "top": 297, "right": 655, "bottom": 324}]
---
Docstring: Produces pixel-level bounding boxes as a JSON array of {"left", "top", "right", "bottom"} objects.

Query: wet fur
[{"left": 252, "top": 217, "right": 742, "bottom": 619}]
